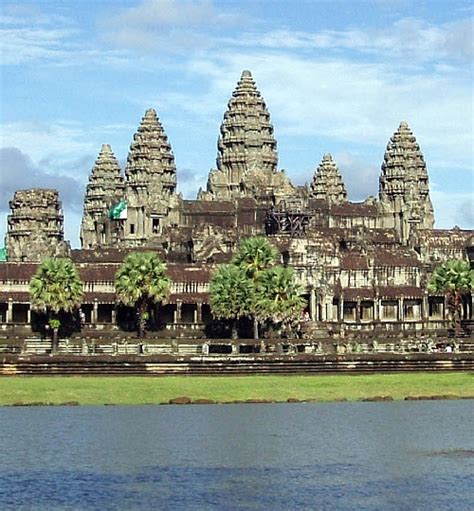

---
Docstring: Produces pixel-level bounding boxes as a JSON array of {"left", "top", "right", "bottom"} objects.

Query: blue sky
[{"left": 1, "top": 0, "right": 473, "bottom": 247}]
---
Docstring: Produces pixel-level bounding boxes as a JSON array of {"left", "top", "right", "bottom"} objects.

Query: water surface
[{"left": 0, "top": 401, "right": 473, "bottom": 510}]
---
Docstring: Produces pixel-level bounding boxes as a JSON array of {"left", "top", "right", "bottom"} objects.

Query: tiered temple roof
[
  {"left": 309, "top": 153, "right": 347, "bottom": 203},
  {"left": 379, "top": 121, "right": 434, "bottom": 233},
  {"left": 83, "top": 144, "right": 124, "bottom": 213},
  {"left": 200, "top": 70, "right": 294, "bottom": 202},
  {"left": 5, "top": 189, "right": 69, "bottom": 262},
  {"left": 125, "top": 108, "right": 176, "bottom": 195}
]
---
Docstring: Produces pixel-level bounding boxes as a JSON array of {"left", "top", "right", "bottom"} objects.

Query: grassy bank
[{"left": 0, "top": 373, "right": 472, "bottom": 405}]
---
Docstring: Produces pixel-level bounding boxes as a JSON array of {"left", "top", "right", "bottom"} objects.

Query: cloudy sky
[{"left": 1, "top": 0, "right": 473, "bottom": 247}]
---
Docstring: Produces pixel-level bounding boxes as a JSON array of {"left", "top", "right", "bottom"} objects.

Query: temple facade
[{"left": 1, "top": 70, "right": 473, "bottom": 345}]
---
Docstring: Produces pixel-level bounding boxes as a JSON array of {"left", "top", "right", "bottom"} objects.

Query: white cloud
[
  {"left": 102, "top": 0, "right": 244, "bottom": 52},
  {"left": 1, "top": 121, "right": 96, "bottom": 171},
  {"left": 231, "top": 17, "right": 473, "bottom": 63},
  {"left": 0, "top": 26, "right": 74, "bottom": 64}
]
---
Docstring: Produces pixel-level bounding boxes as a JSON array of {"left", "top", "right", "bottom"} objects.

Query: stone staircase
[{"left": 1, "top": 353, "right": 473, "bottom": 376}]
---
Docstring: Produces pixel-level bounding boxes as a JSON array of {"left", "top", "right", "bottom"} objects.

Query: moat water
[{"left": 0, "top": 401, "right": 473, "bottom": 510}]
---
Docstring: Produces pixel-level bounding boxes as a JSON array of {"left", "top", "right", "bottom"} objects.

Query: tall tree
[
  {"left": 428, "top": 259, "right": 473, "bottom": 337},
  {"left": 257, "top": 266, "right": 306, "bottom": 336},
  {"left": 29, "top": 257, "right": 84, "bottom": 354},
  {"left": 115, "top": 252, "right": 171, "bottom": 338},
  {"left": 209, "top": 264, "right": 255, "bottom": 339},
  {"left": 232, "top": 237, "right": 278, "bottom": 339}
]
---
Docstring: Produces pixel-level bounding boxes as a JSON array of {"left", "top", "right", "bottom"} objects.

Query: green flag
[{"left": 109, "top": 200, "right": 127, "bottom": 220}]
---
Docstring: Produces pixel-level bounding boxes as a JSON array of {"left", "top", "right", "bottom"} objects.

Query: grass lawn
[{"left": 0, "top": 372, "right": 473, "bottom": 405}]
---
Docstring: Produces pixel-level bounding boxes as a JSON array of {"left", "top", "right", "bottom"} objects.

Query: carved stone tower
[
  {"left": 379, "top": 122, "right": 434, "bottom": 242},
  {"left": 80, "top": 144, "right": 125, "bottom": 249},
  {"left": 5, "top": 189, "right": 70, "bottom": 262},
  {"left": 199, "top": 70, "right": 294, "bottom": 203},
  {"left": 309, "top": 153, "right": 347, "bottom": 203},
  {"left": 123, "top": 108, "right": 180, "bottom": 246}
]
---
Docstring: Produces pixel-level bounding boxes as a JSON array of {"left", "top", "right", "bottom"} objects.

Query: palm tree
[
  {"left": 232, "top": 237, "right": 278, "bottom": 339},
  {"left": 115, "top": 252, "right": 171, "bottom": 338},
  {"left": 428, "top": 259, "right": 473, "bottom": 337},
  {"left": 232, "top": 236, "right": 278, "bottom": 279},
  {"left": 257, "top": 266, "right": 306, "bottom": 336},
  {"left": 29, "top": 257, "right": 84, "bottom": 354},
  {"left": 210, "top": 264, "right": 255, "bottom": 339}
]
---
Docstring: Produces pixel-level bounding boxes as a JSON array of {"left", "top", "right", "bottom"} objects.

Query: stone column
[
  {"left": 321, "top": 298, "right": 327, "bottom": 321},
  {"left": 7, "top": 300, "right": 13, "bottom": 323},
  {"left": 26, "top": 306, "right": 31, "bottom": 324},
  {"left": 374, "top": 298, "right": 381, "bottom": 321},
  {"left": 196, "top": 302, "right": 203, "bottom": 322},
  {"left": 422, "top": 292, "right": 429, "bottom": 321},
  {"left": 327, "top": 297, "right": 334, "bottom": 321},
  {"left": 339, "top": 298, "right": 344, "bottom": 323},
  {"left": 92, "top": 300, "right": 98, "bottom": 324},
  {"left": 356, "top": 300, "right": 361, "bottom": 322},
  {"left": 399, "top": 298, "right": 404, "bottom": 322},
  {"left": 111, "top": 307, "right": 116, "bottom": 325},
  {"left": 309, "top": 289, "right": 316, "bottom": 321},
  {"left": 176, "top": 301, "right": 182, "bottom": 322}
]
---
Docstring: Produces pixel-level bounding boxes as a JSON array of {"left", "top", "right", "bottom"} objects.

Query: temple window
[
  {"left": 428, "top": 297, "right": 444, "bottom": 319},
  {"left": 12, "top": 304, "right": 29, "bottom": 323},
  {"left": 0, "top": 303, "right": 7, "bottom": 323},
  {"left": 343, "top": 301, "right": 356, "bottom": 321},
  {"left": 360, "top": 301, "right": 374, "bottom": 321},
  {"left": 404, "top": 299, "right": 421, "bottom": 320},
  {"left": 97, "top": 304, "right": 114, "bottom": 323},
  {"left": 381, "top": 300, "right": 398, "bottom": 320},
  {"left": 332, "top": 298, "right": 339, "bottom": 320},
  {"left": 152, "top": 218, "right": 160, "bottom": 234},
  {"left": 130, "top": 224, "right": 135, "bottom": 234}
]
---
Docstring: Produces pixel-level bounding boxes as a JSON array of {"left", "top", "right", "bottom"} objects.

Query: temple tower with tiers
[
  {"left": 379, "top": 122, "right": 434, "bottom": 242},
  {"left": 122, "top": 108, "right": 180, "bottom": 247},
  {"left": 80, "top": 144, "right": 125, "bottom": 249},
  {"left": 199, "top": 70, "right": 294, "bottom": 204},
  {"left": 5, "top": 189, "right": 70, "bottom": 262},
  {"left": 309, "top": 153, "right": 347, "bottom": 203}
]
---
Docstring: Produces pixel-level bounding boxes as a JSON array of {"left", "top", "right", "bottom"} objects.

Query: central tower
[{"left": 199, "top": 70, "right": 294, "bottom": 203}]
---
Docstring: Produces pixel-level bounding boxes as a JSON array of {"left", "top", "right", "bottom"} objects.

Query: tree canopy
[
  {"left": 428, "top": 259, "right": 473, "bottom": 337},
  {"left": 210, "top": 237, "right": 305, "bottom": 339},
  {"left": 257, "top": 266, "right": 305, "bottom": 326},
  {"left": 29, "top": 257, "right": 84, "bottom": 353},
  {"left": 30, "top": 257, "right": 84, "bottom": 314},
  {"left": 232, "top": 236, "right": 278, "bottom": 278},
  {"left": 115, "top": 252, "right": 171, "bottom": 337},
  {"left": 210, "top": 264, "right": 255, "bottom": 338}
]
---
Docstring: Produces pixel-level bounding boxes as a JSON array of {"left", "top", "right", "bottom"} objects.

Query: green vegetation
[
  {"left": 428, "top": 259, "right": 473, "bottom": 337},
  {"left": 210, "top": 237, "right": 304, "bottom": 339},
  {"left": 29, "top": 257, "right": 84, "bottom": 353},
  {"left": 115, "top": 252, "right": 171, "bottom": 338},
  {"left": 210, "top": 264, "right": 255, "bottom": 339},
  {"left": 0, "top": 373, "right": 472, "bottom": 406}
]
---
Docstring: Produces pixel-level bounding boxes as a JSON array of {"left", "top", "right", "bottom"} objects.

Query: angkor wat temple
[{"left": 1, "top": 70, "right": 473, "bottom": 350}]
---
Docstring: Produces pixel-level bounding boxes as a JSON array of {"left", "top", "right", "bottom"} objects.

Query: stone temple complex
[{"left": 1, "top": 70, "right": 473, "bottom": 354}]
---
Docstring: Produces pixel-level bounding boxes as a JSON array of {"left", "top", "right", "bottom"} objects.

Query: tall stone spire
[
  {"left": 309, "top": 153, "right": 347, "bottom": 203},
  {"left": 6, "top": 189, "right": 69, "bottom": 261},
  {"left": 123, "top": 108, "right": 180, "bottom": 246},
  {"left": 379, "top": 121, "right": 434, "bottom": 241},
  {"left": 200, "top": 70, "right": 294, "bottom": 203},
  {"left": 80, "top": 144, "right": 125, "bottom": 249},
  {"left": 125, "top": 108, "right": 176, "bottom": 194}
]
